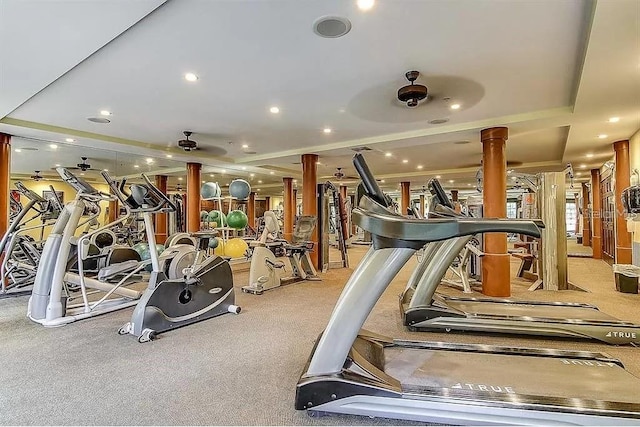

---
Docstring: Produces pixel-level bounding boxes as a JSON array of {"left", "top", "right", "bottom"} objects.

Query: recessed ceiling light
[
  {"left": 385, "top": 152, "right": 392, "bottom": 157},
  {"left": 103, "top": 169, "right": 109, "bottom": 172},
  {"left": 80, "top": 173, "right": 85, "bottom": 176},
  {"left": 250, "top": 173, "right": 255, "bottom": 177},
  {"left": 166, "top": 154, "right": 173, "bottom": 158},
  {"left": 417, "top": 165, "right": 423, "bottom": 169},
  {"left": 270, "top": 171, "right": 275, "bottom": 175},
  {"left": 316, "top": 161, "right": 321, "bottom": 165},
  {"left": 221, "top": 169, "right": 226, "bottom": 174},
  {"left": 609, "top": 117, "right": 620, "bottom": 123},
  {"left": 293, "top": 179, "right": 297, "bottom": 183},
  {"left": 357, "top": 0, "right": 375, "bottom": 11},
  {"left": 258, "top": 180, "right": 263, "bottom": 184},
  {"left": 100, "top": 110, "right": 112, "bottom": 116},
  {"left": 55, "top": 164, "right": 60, "bottom": 167},
  {"left": 242, "top": 144, "right": 249, "bottom": 149},
  {"left": 448, "top": 179, "right": 454, "bottom": 183},
  {"left": 468, "top": 183, "right": 472, "bottom": 186},
  {"left": 146, "top": 158, "right": 154, "bottom": 163},
  {"left": 402, "top": 159, "right": 409, "bottom": 163},
  {"left": 339, "top": 108, "right": 346, "bottom": 113},
  {"left": 270, "top": 106, "right": 280, "bottom": 114},
  {"left": 450, "top": 103, "right": 461, "bottom": 110},
  {"left": 202, "top": 180, "right": 206, "bottom": 184},
  {"left": 598, "top": 134, "right": 608, "bottom": 139},
  {"left": 14, "top": 149, "right": 22, "bottom": 153},
  {"left": 257, "top": 189, "right": 261, "bottom": 192},
  {"left": 49, "top": 144, "right": 58, "bottom": 149},
  {"left": 65, "top": 138, "right": 75, "bottom": 143},
  {"left": 580, "top": 164, "right": 587, "bottom": 169},
  {"left": 586, "top": 153, "right": 594, "bottom": 158},
  {"left": 178, "top": 177, "right": 183, "bottom": 181},
  {"left": 576, "top": 172, "right": 582, "bottom": 176},
  {"left": 242, "top": 166, "right": 247, "bottom": 170},
  {"left": 323, "top": 128, "right": 332, "bottom": 134},
  {"left": 435, "top": 175, "right": 441, "bottom": 179},
  {"left": 380, "top": 179, "right": 385, "bottom": 183},
  {"left": 184, "top": 73, "right": 198, "bottom": 82},
  {"left": 134, "top": 165, "right": 139, "bottom": 168},
  {"left": 210, "top": 174, "right": 215, "bottom": 178}
]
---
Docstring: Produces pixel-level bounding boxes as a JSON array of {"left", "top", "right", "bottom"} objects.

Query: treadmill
[
  {"left": 400, "top": 179, "right": 640, "bottom": 346},
  {"left": 295, "top": 153, "right": 640, "bottom": 425}
]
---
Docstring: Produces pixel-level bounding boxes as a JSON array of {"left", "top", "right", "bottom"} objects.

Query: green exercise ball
[
  {"left": 208, "top": 210, "right": 226, "bottom": 227},
  {"left": 225, "top": 237, "right": 248, "bottom": 258},
  {"left": 200, "top": 210, "right": 209, "bottom": 220},
  {"left": 226, "top": 210, "right": 248, "bottom": 230}
]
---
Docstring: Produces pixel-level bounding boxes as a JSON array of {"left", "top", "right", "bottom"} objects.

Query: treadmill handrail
[{"left": 352, "top": 203, "right": 542, "bottom": 242}]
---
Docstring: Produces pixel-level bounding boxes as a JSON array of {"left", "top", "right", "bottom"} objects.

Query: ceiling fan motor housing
[{"left": 398, "top": 70, "right": 428, "bottom": 107}]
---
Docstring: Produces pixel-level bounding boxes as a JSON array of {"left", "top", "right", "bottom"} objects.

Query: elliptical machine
[
  {"left": 110, "top": 174, "right": 240, "bottom": 343},
  {"left": 242, "top": 211, "right": 320, "bottom": 295}
]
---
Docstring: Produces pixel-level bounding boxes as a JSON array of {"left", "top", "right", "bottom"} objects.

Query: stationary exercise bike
[
  {"left": 111, "top": 174, "right": 240, "bottom": 343},
  {"left": 242, "top": 211, "right": 319, "bottom": 295}
]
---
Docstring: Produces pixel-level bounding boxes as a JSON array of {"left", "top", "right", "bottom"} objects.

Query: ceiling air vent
[{"left": 351, "top": 146, "right": 373, "bottom": 152}]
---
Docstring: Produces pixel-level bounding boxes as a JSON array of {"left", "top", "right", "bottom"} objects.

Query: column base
[
  {"left": 481, "top": 253, "right": 511, "bottom": 297},
  {"left": 616, "top": 246, "right": 632, "bottom": 264},
  {"left": 592, "top": 236, "right": 602, "bottom": 259}
]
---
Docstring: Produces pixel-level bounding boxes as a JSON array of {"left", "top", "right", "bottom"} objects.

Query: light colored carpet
[{"left": 0, "top": 247, "right": 638, "bottom": 425}]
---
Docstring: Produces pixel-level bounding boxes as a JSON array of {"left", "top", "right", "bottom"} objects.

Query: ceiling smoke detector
[
  {"left": 178, "top": 131, "right": 197, "bottom": 152},
  {"left": 397, "top": 71, "right": 428, "bottom": 108}
]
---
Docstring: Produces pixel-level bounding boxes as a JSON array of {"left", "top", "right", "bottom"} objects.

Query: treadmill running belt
[
  {"left": 445, "top": 299, "right": 623, "bottom": 323},
  {"left": 386, "top": 347, "right": 640, "bottom": 405}
]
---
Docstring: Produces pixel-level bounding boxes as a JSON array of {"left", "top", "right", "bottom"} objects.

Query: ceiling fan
[
  {"left": 64, "top": 157, "right": 101, "bottom": 172},
  {"left": 333, "top": 167, "right": 359, "bottom": 181}
]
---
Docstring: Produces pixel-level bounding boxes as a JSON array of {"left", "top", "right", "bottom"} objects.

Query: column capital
[
  {"left": 481, "top": 127, "right": 508, "bottom": 142},
  {"left": 0, "top": 133, "right": 11, "bottom": 144},
  {"left": 613, "top": 139, "right": 630, "bottom": 152}
]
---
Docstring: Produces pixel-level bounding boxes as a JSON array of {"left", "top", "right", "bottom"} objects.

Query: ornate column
[
  {"left": 302, "top": 154, "right": 319, "bottom": 268},
  {"left": 400, "top": 182, "right": 410, "bottom": 215},
  {"left": 154, "top": 175, "right": 168, "bottom": 243},
  {"left": 613, "top": 140, "right": 632, "bottom": 263},
  {"left": 248, "top": 191, "right": 256, "bottom": 229},
  {"left": 582, "top": 182, "right": 590, "bottom": 246},
  {"left": 0, "top": 134, "right": 10, "bottom": 244},
  {"left": 481, "top": 127, "right": 510, "bottom": 297},
  {"left": 283, "top": 177, "right": 294, "bottom": 241},
  {"left": 591, "top": 169, "right": 603, "bottom": 259},
  {"left": 186, "top": 163, "right": 201, "bottom": 233}
]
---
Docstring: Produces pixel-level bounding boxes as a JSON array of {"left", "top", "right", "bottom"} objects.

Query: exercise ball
[
  {"left": 132, "top": 242, "right": 149, "bottom": 257},
  {"left": 200, "top": 210, "right": 209, "bottom": 221},
  {"left": 229, "top": 179, "right": 251, "bottom": 200},
  {"left": 227, "top": 210, "right": 248, "bottom": 230},
  {"left": 155, "top": 244, "right": 165, "bottom": 254},
  {"left": 208, "top": 210, "right": 227, "bottom": 227},
  {"left": 214, "top": 239, "right": 226, "bottom": 257},
  {"left": 208, "top": 237, "right": 219, "bottom": 249},
  {"left": 225, "top": 237, "right": 249, "bottom": 258},
  {"left": 201, "top": 182, "right": 221, "bottom": 200}
]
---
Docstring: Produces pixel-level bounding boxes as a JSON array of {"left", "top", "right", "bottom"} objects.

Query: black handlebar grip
[
  {"left": 352, "top": 153, "right": 388, "bottom": 207},
  {"left": 428, "top": 178, "right": 455, "bottom": 209}
]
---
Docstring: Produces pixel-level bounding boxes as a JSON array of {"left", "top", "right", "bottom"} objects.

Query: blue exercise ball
[
  {"left": 201, "top": 182, "right": 221, "bottom": 200},
  {"left": 208, "top": 237, "right": 219, "bottom": 249},
  {"left": 229, "top": 179, "right": 251, "bottom": 200}
]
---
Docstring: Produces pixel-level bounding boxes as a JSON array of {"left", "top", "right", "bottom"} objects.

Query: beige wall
[
  {"left": 9, "top": 179, "right": 111, "bottom": 240},
  {"left": 627, "top": 128, "right": 640, "bottom": 249}
]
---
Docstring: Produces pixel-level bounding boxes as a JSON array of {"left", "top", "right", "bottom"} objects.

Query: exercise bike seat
[{"left": 97, "top": 259, "right": 139, "bottom": 282}]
